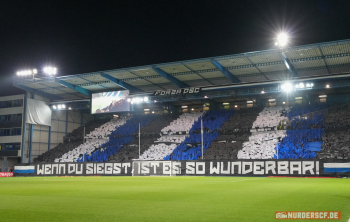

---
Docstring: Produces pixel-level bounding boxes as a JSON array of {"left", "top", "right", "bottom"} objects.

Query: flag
[
  {"left": 324, "top": 163, "right": 350, "bottom": 173},
  {"left": 14, "top": 166, "right": 35, "bottom": 174}
]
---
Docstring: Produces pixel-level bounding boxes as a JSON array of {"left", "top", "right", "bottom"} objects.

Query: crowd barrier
[{"left": 14, "top": 159, "right": 350, "bottom": 177}]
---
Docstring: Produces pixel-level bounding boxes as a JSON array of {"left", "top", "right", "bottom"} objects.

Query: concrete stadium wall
[{"left": 22, "top": 93, "right": 93, "bottom": 163}]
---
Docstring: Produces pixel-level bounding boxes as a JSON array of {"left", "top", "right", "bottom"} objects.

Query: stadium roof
[{"left": 13, "top": 39, "right": 350, "bottom": 101}]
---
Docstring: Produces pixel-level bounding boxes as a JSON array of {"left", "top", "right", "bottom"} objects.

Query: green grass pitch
[{"left": 0, "top": 176, "right": 349, "bottom": 222}]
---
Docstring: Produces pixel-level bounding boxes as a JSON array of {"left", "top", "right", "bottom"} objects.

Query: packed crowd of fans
[
  {"left": 317, "top": 104, "right": 350, "bottom": 159},
  {"left": 34, "top": 119, "right": 110, "bottom": 163},
  {"left": 57, "top": 118, "right": 128, "bottom": 162},
  {"left": 78, "top": 115, "right": 156, "bottom": 162},
  {"left": 165, "top": 109, "right": 236, "bottom": 160},
  {"left": 286, "top": 103, "right": 327, "bottom": 119},
  {"left": 139, "top": 112, "right": 204, "bottom": 160},
  {"left": 252, "top": 107, "right": 289, "bottom": 130},
  {"left": 108, "top": 114, "right": 180, "bottom": 162},
  {"left": 323, "top": 107, "right": 350, "bottom": 128},
  {"left": 237, "top": 107, "right": 288, "bottom": 159},
  {"left": 277, "top": 104, "right": 326, "bottom": 159},
  {"left": 36, "top": 102, "right": 350, "bottom": 162},
  {"left": 203, "top": 108, "right": 262, "bottom": 159},
  {"left": 320, "top": 130, "right": 350, "bottom": 159}
]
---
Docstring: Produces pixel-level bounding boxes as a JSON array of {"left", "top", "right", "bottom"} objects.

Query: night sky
[{"left": 1, "top": 0, "right": 350, "bottom": 96}]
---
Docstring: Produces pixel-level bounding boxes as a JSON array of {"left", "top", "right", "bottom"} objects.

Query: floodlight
[
  {"left": 144, "top": 97, "right": 149, "bottom": 102},
  {"left": 234, "top": 105, "right": 238, "bottom": 108},
  {"left": 43, "top": 66, "right": 57, "bottom": 75},
  {"left": 326, "top": 84, "right": 330, "bottom": 88},
  {"left": 57, "top": 105, "right": 62, "bottom": 109},
  {"left": 62, "top": 104, "right": 66, "bottom": 109},
  {"left": 152, "top": 111, "right": 155, "bottom": 114},
  {"left": 191, "top": 108, "right": 194, "bottom": 111},
  {"left": 33, "top": 69, "right": 37, "bottom": 74},
  {"left": 132, "top": 97, "right": 142, "bottom": 103},
  {"left": 127, "top": 98, "right": 131, "bottom": 102},
  {"left": 306, "top": 83, "right": 310, "bottom": 87},
  {"left": 299, "top": 83, "right": 304, "bottom": 88},
  {"left": 281, "top": 82, "right": 293, "bottom": 92},
  {"left": 17, "top": 69, "right": 36, "bottom": 76},
  {"left": 68, "top": 107, "right": 72, "bottom": 110},
  {"left": 53, "top": 105, "right": 57, "bottom": 109},
  {"left": 276, "top": 33, "right": 288, "bottom": 47},
  {"left": 261, "top": 91, "right": 265, "bottom": 94}
]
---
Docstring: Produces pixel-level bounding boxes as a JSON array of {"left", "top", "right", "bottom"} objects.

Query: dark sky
[{"left": 1, "top": 0, "right": 350, "bottom": 96}]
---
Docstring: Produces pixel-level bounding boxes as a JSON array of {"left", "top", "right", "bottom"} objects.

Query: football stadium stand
[
  {"left": 10, "top": 38, "right": 350, "bottom": 168},
  {"left": 33, "top": 103, "right": 350, "bottom": 163}
]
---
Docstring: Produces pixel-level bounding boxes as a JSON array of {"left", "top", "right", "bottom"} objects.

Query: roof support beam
[
  {"left": 318, "top": 47, "right": 331, "bottom": 74},
  {"left": 152, "top": 67, "right": 189, "bottom": 88},
  {"left": 100, "top": 73, "right": 143, "bottom": 93},
  {"left": 279, "top": 51, "right": 299, "bottom": 77},
  {"left": 211, "top": 60, "right": 241, "bottom": 83},
  {"left": 245, "top": 57, "right": 269, "bottom": 80},
  {"left": 55, "top": 79, "right": 92, "bottom": 97},
  {"left": 182, "top": 64, "right": 215, "bottom": 85},
  {"left": 13, "top": 84, "right": 63, "bottom": 101}
]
